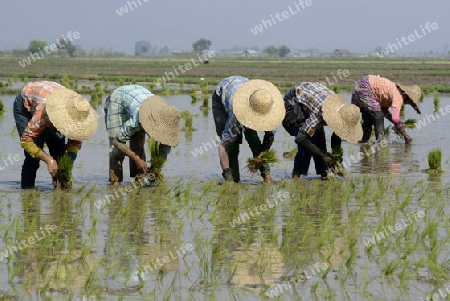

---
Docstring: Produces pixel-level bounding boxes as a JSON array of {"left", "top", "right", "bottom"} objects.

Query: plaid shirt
[
  {"left": 284, "top": 82, "right": 334, "bottom": 136},
  {"left": 21, "top": 81, "right": 81, "bottom": 148},
  {"left": 368, "top": 75, "right": 404, "bottom": 109},
  {"left": 106, "top": 85, "right": 153, "bottom": 141},
  {"left": 215, "top": 76, "right": 276, "bottom": 142}
]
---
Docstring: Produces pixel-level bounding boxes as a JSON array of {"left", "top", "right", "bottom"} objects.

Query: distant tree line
[{"left": 263, "top": 45, "right": 291, "bottom": 57}]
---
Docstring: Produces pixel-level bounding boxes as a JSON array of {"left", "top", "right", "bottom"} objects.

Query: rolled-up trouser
[
  {"left": 13, "top": 93, "right": 65, "bottom": 189},
  {"left": 293, "top": 127, "right": 327, "bottom": 176},
  {"left": 351, "top": 76, "right": 385, "bottom": 141},
  {"left": 212, "top": 92, "right": 269, "bottom": 182}
]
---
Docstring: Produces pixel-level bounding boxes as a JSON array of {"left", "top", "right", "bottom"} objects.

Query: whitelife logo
[
  {"left": 0, "top": 224, "right": 58, "bottom": 261},
  {"left": 377, "top": 22, "right": 439, "bottom": 58},
  {"left": 131, "top": 243, "right": 194, "bottom": 280},
  {"left": 250, "top": 0, "right": 313, "bottom": 35},
  {"left": 265, "top": 262, "right": 329, "bottom": 298},
  {"left": 115, "top": 0, "right": 149, "bottom": 16},
  {"left": 18, "top": 31, "right": 81, "bottom": 67}
]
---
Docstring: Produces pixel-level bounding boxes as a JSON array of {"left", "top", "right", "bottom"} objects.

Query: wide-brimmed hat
[
  {"left": 396, "top": 84, "right": 422, "bottom": 114},
  {"left": 139, "top": 96, "right": 181, "bottom": 147},
  {"left": 233, "top": 79, "right": 285, "bottom": 131},
  {"left": 46, "top": 89, "right": 98, "bottom": 141},
  {"left": 322, "top": 94, "right": 363, "bottom": 143}
]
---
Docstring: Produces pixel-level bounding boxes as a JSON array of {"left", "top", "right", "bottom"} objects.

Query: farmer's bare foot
[
  {"left": 112, "top": 181, "right": 120, "bottom": 186},
  {"left": 263, "top": 174, "right": 272, "bottom": 184}
]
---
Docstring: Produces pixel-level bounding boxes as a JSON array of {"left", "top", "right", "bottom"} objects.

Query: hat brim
[
  {"left": 46, "top": 89, "right": 98, "bottom": 141},
  {"left": 322, "top": 95, "right": 363, "bottom": 143},
  {"left": 232, "top": 80, "right": 285, "bottom": 131},
  {"left": 139, "top": 96, "right": 181, "bottom": 147},
  {"left": 397, "top": 84, "right": 422, "bottom": 114}
]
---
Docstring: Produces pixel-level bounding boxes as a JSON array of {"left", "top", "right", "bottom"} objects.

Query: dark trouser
[
  {"left": 104, "top": 96, "right": 171, "bottom": 183},
  {"left": 108, "top": 132, "right": 147, "bottom": 182},
  {"left": 360, "top": 109, "right": 384, "bottom": 142},
  {"left": 351, "top": 77, "right": 385, "bottom": 142},
  {"left": 13, "top": 94, "right": 65, "bottom": 189},
  {"left": 293, "top": 127, "right": 327, "bottom": 176},
  {"left": 212, "top": 92, "right": 269, "bottom": 182}
]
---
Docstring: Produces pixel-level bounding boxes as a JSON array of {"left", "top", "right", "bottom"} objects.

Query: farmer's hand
[
  {"left": 222, "top": 168, "right": 234, "bottom": 182},
  {"left": 134, "top": 155, "right": 148, "bottom": 173},
  {"left": 46, "top": 158, "right": 58, "bottom": 176},
  {"left": 321, "top": 153, "right": 334, "bottom": 167},
  {"left": 40, "top": 153, "right": 58, "bottom": 176}
]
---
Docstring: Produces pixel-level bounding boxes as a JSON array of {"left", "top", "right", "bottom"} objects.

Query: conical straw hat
[
  {"left": 233, "top": 79, "right": 285, "bottom": 131},
  {"left": 139, "top": 96, "right": 181, "bottom": 147},
  {"left": 46, "top": 89, "right": 98, "bottom": 141},
  {"left": 396, "top": 84, "right": 422, "bottom": 114},
  {"left": 322, "top": 94, "right": 363, "bottom": 143}
]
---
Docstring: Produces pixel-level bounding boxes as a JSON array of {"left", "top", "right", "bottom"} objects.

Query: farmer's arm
[
  {"left": 384, "top": 80, "right": 403, "bottom": 124},
  {"left": 66, "top": 140, "right": 82, "bottom": 161},
  {"left": 260, "top": 131, "right": 275, "bottom": 155},
  {"left": 219, "top": 115, "right": 241, "bottom": 181},
  {"left": 113, "top": 111, "right": 148, "bottom": 172},
  {"left": 295, "top": 111, "right": 333, "bottom": 167},
  {"left": 219, "top": 114, "right": 240, "bottom": 169},
  {"left": 219, "top": 139, "right": 230, "bottom": 170},
  {"left": 20, "top": 104, "right": 58, "bottom": 175},
  {"left": 112, "top": 140, "right": 148, "bottom": 173}
]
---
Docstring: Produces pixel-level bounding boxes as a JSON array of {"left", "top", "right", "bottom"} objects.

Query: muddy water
[{"left": 0, "top": 93, "right": 449, "bottom": 300}]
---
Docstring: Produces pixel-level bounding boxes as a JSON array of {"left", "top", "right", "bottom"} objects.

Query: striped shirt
[
  {"left": 215, "top": 76, "right": 276, "bottom": 142},
  {"left": 368, "top": 75, "right": 404, "bottom": 109},
  {"left": 106, "top": 85, "right": 153, "bottom": 141},
  {"left": 20, "top": 81, "right": 81, "bottom": 150},
  {"left": 284, "top": 82, "right": 334, "bottom": 137}
]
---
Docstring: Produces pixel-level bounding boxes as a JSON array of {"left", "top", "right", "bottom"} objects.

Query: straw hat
[
  {"left": 46, "top": 89, "right": 98, "bottom": 141},
  {"left": 232, "top": 79, "right": 285, "bottom": 131},
  {"left": 139, "top": 96, "right": 181, "bottom": 147},
  {"left": 322, "top": 95, "right": 363, "bottom": 143},
  {"left": 396, "top": 84, "right": 422, "bottom": 114}
]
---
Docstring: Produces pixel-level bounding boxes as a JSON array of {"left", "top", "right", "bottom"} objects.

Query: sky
[{"left": 0, "top": 0, "right": 448, "bottom": 54}]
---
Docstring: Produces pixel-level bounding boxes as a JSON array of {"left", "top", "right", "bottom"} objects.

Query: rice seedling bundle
[
  {"left": 428, "top": 148, "right": 442, "bottom": 171},
  {"left": 433, "top": 95, "right": 440, "bottom": 112},
  {"left": 330, "top": 146, "right": 346, "bottom": 177},
  {"left": 247, "top": 150, "right": 278, "bottom": 173},
  {"left": 53, "top": 154, "right": 73, "bottom": 190},
  {"left": 404, "top": 119, "right": 417, "bottom": 129},
  {"left": 283, "top": 148, "right": 297, "bottom": 160},
  {"left": 148, "top": 139, "right": 166, "bottom": 184}
]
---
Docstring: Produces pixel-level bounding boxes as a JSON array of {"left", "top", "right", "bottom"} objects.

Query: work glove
[
  {"left": 295, "top": 131, "right": 334, "bottom": 167},
  {"left": 322, "top": 152, "right": 334, "bottom": 167},
  {"left": 222, "top": 168, "right": 233, "bottom": 182}
]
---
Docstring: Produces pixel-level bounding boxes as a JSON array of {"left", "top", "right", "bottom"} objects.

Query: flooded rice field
[{"left": 0, "top": 93, "right": 449, "bottom": 301}]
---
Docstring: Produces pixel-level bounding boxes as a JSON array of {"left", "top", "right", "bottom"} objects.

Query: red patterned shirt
[{"left": 21, "top": 81, "right": 81, "bottom": 157}]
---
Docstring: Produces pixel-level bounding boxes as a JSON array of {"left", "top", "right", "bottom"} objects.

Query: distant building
[
  {"left": 333, "top": 49, "right": 351, "bottom": 57},
  {"left": 243, "top": 50, "right": 259, "bottom": 57}
]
